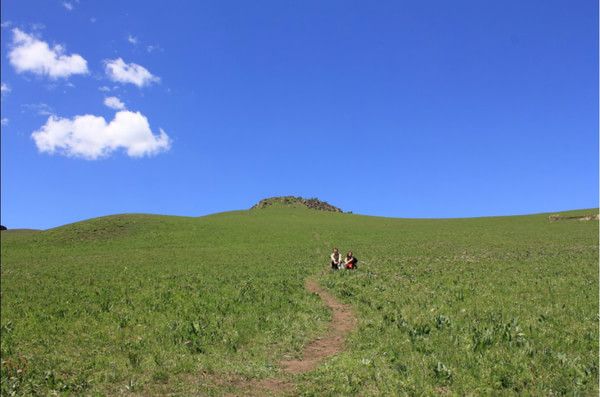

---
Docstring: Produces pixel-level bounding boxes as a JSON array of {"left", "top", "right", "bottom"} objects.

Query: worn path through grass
[{"left": 239, "top": 276, "right": 358, "bottom": 396}]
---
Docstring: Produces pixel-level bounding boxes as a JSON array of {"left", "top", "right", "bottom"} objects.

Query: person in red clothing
[{"left": 344, "top": 251, "right": 358, "bottom": 269}]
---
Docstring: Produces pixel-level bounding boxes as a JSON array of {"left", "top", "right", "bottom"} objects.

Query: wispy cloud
[
  {"left": 1, "top": 118, "right": 8, "bottom": 126},
  {"left": 8, "top": 29, "right": 88, "bottom": 79},
  {"left": 1, "top": 82, "right": 11, "bottom": 95},
  {"left": 103, "top": 96, "right": 126, "bottom": 110},
  {"left": 146, "top": 44, "right": 163, "bottom": 53},
  {"left": 32, "top": 110, "right": 171, "bottom": 159},
  {"left": 22, "top": 103, "right": 54, "bottom": 116},
  {"left": 63, "top": 2, "right": 74, "bottom": 11},
  {"left": 30, "top": 23, "right": 45, "bottom": 31},
  {"left": 1, "top": 20, "right": 12, "bottom": 29},
  {"left": 104, "top": 58, "right": 159, "bottom": 87},
  {"left": 127, "top": 35, "right": 138, "bottom": 45}
]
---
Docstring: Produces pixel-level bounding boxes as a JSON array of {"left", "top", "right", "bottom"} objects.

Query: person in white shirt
[{"left": 330, "top": 247, "right": 342, "bottom": 270}]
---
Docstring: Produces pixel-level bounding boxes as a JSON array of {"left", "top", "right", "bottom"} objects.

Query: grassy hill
[{"left": 1, "top": 207, "right": 598, "bottom": 395}]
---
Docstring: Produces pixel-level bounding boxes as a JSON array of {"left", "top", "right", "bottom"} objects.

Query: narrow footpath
[{"left": 239, "top": 277, "right": 357, "bottom": 396}]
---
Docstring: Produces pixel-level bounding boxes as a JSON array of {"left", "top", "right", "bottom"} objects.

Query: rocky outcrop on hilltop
[
  {"left": 548, "top": 213, "right": 599, "bottom": 221},
  {"left": 251, "top": 196, "right": 343, "bottom": 213}
]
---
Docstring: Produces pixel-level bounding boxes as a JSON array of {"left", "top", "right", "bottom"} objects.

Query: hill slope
[{"left": 1, "top": 208, "right": 598, "bottom": 395}]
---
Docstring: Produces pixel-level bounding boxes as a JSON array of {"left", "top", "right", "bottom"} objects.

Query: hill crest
[{"left": 251, "top": 196, "right": 343, "bottom": 213}]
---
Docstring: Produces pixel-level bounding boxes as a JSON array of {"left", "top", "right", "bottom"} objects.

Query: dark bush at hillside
[{"left": 251, "top": 196, "right": 343, "bottom": 213}]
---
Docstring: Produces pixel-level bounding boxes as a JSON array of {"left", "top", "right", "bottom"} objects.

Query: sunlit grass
[{"left": 1, "top": 208, "right": 598, "bottom": 395}]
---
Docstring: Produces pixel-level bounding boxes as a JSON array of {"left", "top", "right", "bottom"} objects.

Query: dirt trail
[
  {"left": 236, "top": 277, "right": 357, "bottom": 396},
  {"left": 279, "top": 278, "right": 356, "bottom": 374}
]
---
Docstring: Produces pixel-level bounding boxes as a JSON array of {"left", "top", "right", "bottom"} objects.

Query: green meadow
[{"left": 1, "top": 207, "right": 598, "bottom": 395}]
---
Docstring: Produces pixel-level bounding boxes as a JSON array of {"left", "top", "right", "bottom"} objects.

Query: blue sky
[{"left": 1, "top": 0, "right": 598, "bottom": 229}]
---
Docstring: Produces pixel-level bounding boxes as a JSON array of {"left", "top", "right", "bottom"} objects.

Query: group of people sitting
[{"left": 330, "top": 247, "right": 358, "bottom": 270}]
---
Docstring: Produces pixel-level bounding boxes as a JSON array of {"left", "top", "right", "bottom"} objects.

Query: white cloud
[
  {"left": 32, "top": 110, "right": 171, "bottom": 159},
  {"left": 1, "top": 118, "right": 8, "bottom": 126},
  {"left": 146, "top": 44, "right": 163, "bottom": 53},
  {"left": 1, "top": 21, "right": 12, "bottom": 29},
  {"left": 8, "top": 28, "right": 88, "bottom": 79},
  {"left": 98, "top": 85, "right": 111, "bottom": 92},
  {"left": 127, "top": 35, "right": 138, "bottom": 45},
  {"left": 63, "top": 2, "right": 73, "bottom": 11},
  {"left": 30, "top": 23, "right": 45, "bottom": 31},
  {"left": 104, "top": 58, "right": 159, "bottom": 87},
  {"left": 1, "top": 82, "right": 11, "bottom": 95},
  {"left": 104, "top": 96, "right": 126, "bottom": 110},
  {"left": 22, "top": 103, "right": 54, "bottom": 116}
]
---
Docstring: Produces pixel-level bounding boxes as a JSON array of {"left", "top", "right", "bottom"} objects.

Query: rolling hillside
[{"left": 1, "top": 207, "right": 598, "bottom": 395}]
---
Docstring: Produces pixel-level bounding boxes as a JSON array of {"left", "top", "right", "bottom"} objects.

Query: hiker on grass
[
  {"left": 330, "top": 247, "right": 343, "bottom": 270},
  {"left": 344, "top": 251, "right": 358, "bottom": 270}
]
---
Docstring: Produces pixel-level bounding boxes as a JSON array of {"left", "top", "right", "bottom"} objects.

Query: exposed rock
[
  {"left": 548, "top": 214, "right": 599, "bottom": 222},
  {"left": 251, "top": 196, "right": 343, "bottom": 213}
]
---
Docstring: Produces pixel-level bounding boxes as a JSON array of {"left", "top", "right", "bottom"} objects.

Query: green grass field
[{"left": 1, "top": 207, "right": 598, "bottom": 395}]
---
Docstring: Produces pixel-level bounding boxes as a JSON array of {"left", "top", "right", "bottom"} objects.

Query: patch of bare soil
[{"left": 548, "top": 214, "right": 599, "bottom": 221}]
